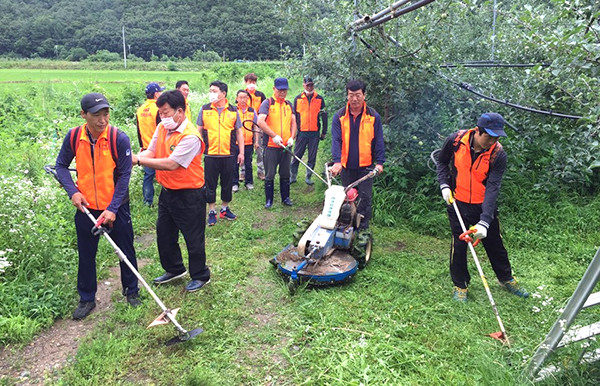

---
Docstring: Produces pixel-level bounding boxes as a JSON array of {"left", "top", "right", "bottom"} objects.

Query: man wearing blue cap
[
  {"left": 136, "top": 82, "right": 164, "bottom": 206},
  {"left": 436, "top": 112, "right": 528, "bottom": 302},
  {"left": 257, "top": 77, "right": 297, "bottom": 208}
]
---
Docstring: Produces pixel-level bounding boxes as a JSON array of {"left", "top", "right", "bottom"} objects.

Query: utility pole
[{"left": 122, "top": 26, "right": 127, "bottom": 69}]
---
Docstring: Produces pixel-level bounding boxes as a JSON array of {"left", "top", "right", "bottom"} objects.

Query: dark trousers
[
  {"left": 204, "top": 156, "right": 235, "bottom": 204},
  {"left": 156, "top": 187, "right": 210, "bottom": 281},
  {"left": 75, "top": 203, "right": 138, "bottom": 302},
  {"left": 142, "top": 166, "right": 155, "bottom": 205},
  {"left": 447, "top": 201, "right": 513, "bottom": 289},
  {"left": 341, "top": 167, "right": 374, "bottom": 229},
  {"left": 291, "top": 136, "right": 320, "bottom": 178},
  {"left": 264, "top": 147, "right": 292, "bottom": 200},
  {"left": 233, "top": 145, "right": 254, "bottom": 185}
]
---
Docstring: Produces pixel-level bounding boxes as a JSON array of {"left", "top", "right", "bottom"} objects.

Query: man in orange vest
[
  {"left": 176, "top": 80, "right": 192, "bottom": 121},
  {"left": 257, "top": 77, "right": 297, "bottom": 208},
  {"left": 291, "top": 76, "right": 327, "bottom": 186},
  {"left": 436, "top": 112, "right": 529, "bottom": 302},
  {"left": 133, "top": 90, "right": 210, "bottom": 293},
  {"left": 136, "top": 82, "right": 164, "bottom": 206},
  {"left": 331, "top": 80, "right": 385, "bottom": 229},
  {"left": 197, "top": 81, "right": 244, "bottom": 226},
  {"left": 244, "top": 73, "right": 267, "bottom": 181},
  {"left": 55, "top": 93, "right": 140, "bottom": 320},
  {"left": 233, "top": 89, "right": 258, "bottom": 191}
]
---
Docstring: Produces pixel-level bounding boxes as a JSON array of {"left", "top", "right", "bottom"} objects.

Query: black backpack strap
[
  {"left": 69, "top": 125, "right": 82, "bottom": 155},
  {"left": 108, "top": 126, "right": 119, "bottom": 163}
]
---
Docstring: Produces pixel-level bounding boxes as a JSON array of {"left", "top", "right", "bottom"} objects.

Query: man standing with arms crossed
[
  {"left": 133, "top": 90, "right": 210, "bottom": 293},
  {"left": 197, "top": 81, "right": 244, "bottom": 225},
  {"left": 291, "top": 76, "right": 327, "bottom": 185},
  {"left": 136, "top": 82, "right": 164, "bottom": 207},
  {"left": 330, "top": 80, "right": 385, "bottom": 230},
  {"left": 257, "top": 77, "right": 297, "bottom": 208},
  {"left": 56, "top": 93, "right": 140, "bottom": 320}
]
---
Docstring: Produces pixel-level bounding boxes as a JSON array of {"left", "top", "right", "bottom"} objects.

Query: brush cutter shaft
[
  {"left": 82, "top": 206, "right": 188, "bottom": 335},
  {"left": 451, "top": 201, "right": 509, "bottom": 345},
  {"left": 281, "top": 145, "right": 328, "bottom": 185}
]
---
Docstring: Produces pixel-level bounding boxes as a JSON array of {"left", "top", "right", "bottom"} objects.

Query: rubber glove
[
  {"left": 273, "top": 135, "right": 283, "bottom": 147},
  {"left": 471, "top": 223, "right": 488, "bottom": 240},
  {"left": 441, "top": 187, "right": 454, "bottom": 205},
  {"left": 286, "top": 138, "right": 294, "bottom": 148}
]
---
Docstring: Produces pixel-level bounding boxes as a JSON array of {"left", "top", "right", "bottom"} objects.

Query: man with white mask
[
  {"left": 244, "top": 73, "right": 267, "bottom": 181},
  {"left": 291, "top": 76, "right": 327, "bottom": 185},
  {"left": 133, "top": 90, "right": 211, "bottom": 292},
  {"left": 197, "top": 81, "right": 244, "bottom": 226}
]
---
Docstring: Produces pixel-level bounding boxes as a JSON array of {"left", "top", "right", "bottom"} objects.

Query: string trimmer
[{"left": 44, "top": 165, "right": 203, "bottom": 346}]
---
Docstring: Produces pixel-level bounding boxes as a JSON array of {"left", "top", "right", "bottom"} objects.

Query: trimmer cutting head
[{"left": 165, "top": 328, "right": 204, "bottom": 346}]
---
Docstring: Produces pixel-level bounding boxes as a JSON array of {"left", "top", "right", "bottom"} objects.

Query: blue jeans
[{"left": 143, "top": 166, "right": 155, "bottom": 205}]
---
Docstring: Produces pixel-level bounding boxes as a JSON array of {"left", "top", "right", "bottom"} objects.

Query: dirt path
[{"left": 0, "top": 258, "right": 151, "bottom": 385}]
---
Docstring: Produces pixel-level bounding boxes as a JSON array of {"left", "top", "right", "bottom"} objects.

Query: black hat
[
  {"left": 477, "top": 113, "right": 506, "bottom": 137},
  {"left": 81, "top": 93, "right": 110, "bottom": 113},
  {"left": 303, "top": 76, "right": 314, "bottom": 85}
]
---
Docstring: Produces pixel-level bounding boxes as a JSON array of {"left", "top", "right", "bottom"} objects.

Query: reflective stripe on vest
[
  {"left": 74, "top": 124, "right": 116, "bottom": 210},
  {"left": 266, "top": 97, "right": 293, "bottom": 148},
  {"left": 453, "top": 128, "right": 499, "bottom": 204},
  {"left": 238, "top": 106, "right": 256, "bottom": 145},
  {"left": 201, "top": 101, "right": 238, "bottom": 156},
  {"left": 155, "top": 121, "right": 205, "bottom": 190},
  {"left": 340, "top": 103, "right": 375, "bottom": 168},
  {"left": 136, "top": 99, "right": 159, "bottom": 149},
  {"left": 296, "top": 92, "right": 322, "bottom": 132}
]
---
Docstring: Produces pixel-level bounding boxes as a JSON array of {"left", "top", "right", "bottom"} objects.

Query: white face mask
[
  {"left": 208, "top": 92, "right": 219, "bottom": 103},
  {"left": 161, "top": 116, "right": 177, "bottom": 130},
  {"left": 304, "top": 89, "right": 314, "bottom": 95},
  {"left": 246, "top": 83, "right": 257, "bottom": 91}
]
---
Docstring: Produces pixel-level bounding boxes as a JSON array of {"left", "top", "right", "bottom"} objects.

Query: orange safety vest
[
  {"left": 238, "top": 105, "right": 256, "bottom": 146},
  {"left": 73, "top": 124, "right": 117, "bottom": 210},
  {"left": 247, "top": 89, "right": 265, "bottom": 113},
  {"left": 452, "top": 128, "right": 501, "bottom": 204},
  {"left": 155, "top": 121, "right": 205, "bottom": 190},
  {"left": 265, "top": 97, "right": 293, "bottom": 148},
  {"left": 340, "top": 103, "right": 375, "bottom": 168},
  {"left": 201, "top": 100, "right": 238, "bottom": 156},
  {"left": 136, "top": 99, "right": 159, "bottom": 150},
  {"left": 184, "top": 98, "right": 192, "bottom": 122},
  {"left": 295, "top": 92, "right": 322, "bottom": 132}
]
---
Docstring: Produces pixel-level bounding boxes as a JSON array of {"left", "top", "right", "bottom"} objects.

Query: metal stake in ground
[
  {"left": 44, "top": 165, "right": 202, "bottom": 346},
  {"left": 452, "top": 200, "right": 510, "bottom": 347}
]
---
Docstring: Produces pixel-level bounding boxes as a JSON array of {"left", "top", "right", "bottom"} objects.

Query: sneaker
[
  {"left": 246, "top": 183, "right": 254, "bottom": 190},
  {"left": 452, "top": 286, "right": 468, "bottom": 302},
  {"left": 290, "top": 176, "right": 297, "bottom": 184},
  {"left": 239, "top": 173, "right": 245, "bottom": 182},
  {"left": 258, "top": 171, "right": 265, "bottom": 180},
  {"left": 126, "top": 293, "right": 141, "bottom": 307},
  {"left": 305, "top": 177, "right": 314, "bottom": 186},
  {"left": 232, "top": 184, "right": 239, "bottom": 193},
  {"left": 208, "top": 210, "right": 217, "bottom": 226},
  {"left": 501, "top": 279, "right": 529, "bottom": 298},
  {"left": 153, "top": 271, "right": 187, "bottom": 284},
  {"left": 220, "top": 207, "right": 237, "bottom": 220},
  {"left": 185, "top": 279, "right": 210, "bottom": 292},
  {"left": 72, "top": 301, "right": 96, "bottom": 320},
  {"left": 283, "top": 197, "right": 293, "bottom": 206},
  {"left": 265, "top": 200, "right": 273, "bottom": 209}
]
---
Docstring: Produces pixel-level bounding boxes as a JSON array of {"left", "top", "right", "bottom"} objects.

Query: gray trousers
[{"left": 291, "top": 136, "right": 320, "bottom": 178}]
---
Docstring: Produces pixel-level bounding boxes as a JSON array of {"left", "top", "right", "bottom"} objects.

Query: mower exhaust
[{"left": 44, "top": 165, "right": 203, "bottom": 346}]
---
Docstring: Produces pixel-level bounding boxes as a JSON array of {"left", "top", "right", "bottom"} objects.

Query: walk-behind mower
[{"left": 271, "top": 164, "right": 378, "bottom": 293}]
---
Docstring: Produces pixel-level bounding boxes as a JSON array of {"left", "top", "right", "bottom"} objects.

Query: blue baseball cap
[
  {"left": 274, "top": 77, "right": 289, "bottom": 90},
  {"left": 477, "top": 113, "right": 506, "bottom": 137},
  {"left": 145, "top": 82, "right": 165, "bottom": 97}
]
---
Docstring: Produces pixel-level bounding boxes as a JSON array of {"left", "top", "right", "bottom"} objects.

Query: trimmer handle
[{"left": 459, "top": 229, "right": 480, "bottom": 246}]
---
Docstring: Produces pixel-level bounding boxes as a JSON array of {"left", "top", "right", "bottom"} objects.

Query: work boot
[
  {"left": 73, "top": 301, "right": 96, "bottom": 320},
  {"left": 265, "top": 181, "right": 274, "bottom": 209},
  {"left": 452, "top": 286, "right": 468, "bottom": 302},
  {"left": 500, "top": 278, "right": 529, "bottom": 298},
  {"left": 126, "top": 293, "right": 141, "bottom": 307},
  {"left": 280, "top": 178, "right": 291, "bottom": 203}
]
